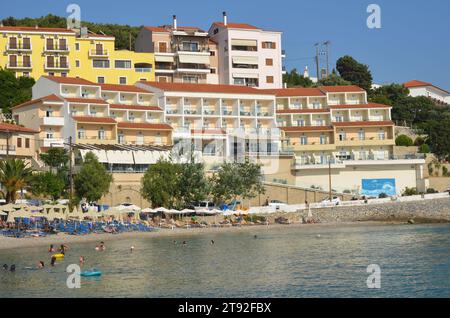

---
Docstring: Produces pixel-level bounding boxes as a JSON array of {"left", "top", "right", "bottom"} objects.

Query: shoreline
[{"left": 0, "top": 220, "right": 429, "bottom": 251}]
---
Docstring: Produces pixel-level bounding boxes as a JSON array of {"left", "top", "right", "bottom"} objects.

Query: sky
[{"left": 1, "top": 0, "right": 449, "bottom": 90}]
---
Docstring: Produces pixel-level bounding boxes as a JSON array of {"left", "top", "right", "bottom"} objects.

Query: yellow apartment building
[{"left": 0, "top": 26, "right": 155, "bottom": 84}]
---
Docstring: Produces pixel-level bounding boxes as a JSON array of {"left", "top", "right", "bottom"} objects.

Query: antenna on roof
[{"left": 172, "top": 15, "right": 177, "bottom": 30}]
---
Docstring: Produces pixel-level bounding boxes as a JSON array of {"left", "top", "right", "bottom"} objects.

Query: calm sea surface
[{"left": 0, "top": 223, "right": 449, "bottom": 298}]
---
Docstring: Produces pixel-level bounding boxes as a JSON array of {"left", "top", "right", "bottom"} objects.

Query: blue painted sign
[{"left": 361, "top": 179, "right": 396, "bottom": 197}]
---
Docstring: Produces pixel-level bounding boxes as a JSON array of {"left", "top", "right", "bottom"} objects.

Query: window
[
  {"left": 210, "top": 68, "right": 216, "bottom": 74},
  {"left": 312, "top": 102, "right": 321, "bottom": 109},
  {"left": 22, "top": 72, "right": 30, "bottom": 78},
  {"left": 93, "top": 59, "right": 110, "bottom": 68},
  {"left": 136, "top": 132, "right": 144, "bottom": 145},
  {"left": 262, "top": 41, "right": 276, "bottom": 49},
  {"left": 320, "top": 134, "right": 327, "bottom": 145},
  {"left": 46, "top": 132, "right": 54, "bottom": 139},
  {"left": 90, "top": 108, "right": 97, "bottom": 116},
  {"left": 296, "top": 119, "right": 305, "bottom": 127},
  {"left": 129, "top": 112, "right": 135, "bottom": 122},
  {"left": 98, "top": 128, "right": 106, "bottom": 140},
  {"left": 338, "top": 131, "right": 346, "bottom": 141},
  {"left": 75, "top": 43, "right": 80, "bottom": 51},
  {"left": 75, "top": 60, "right": 80, "bottom": 68},
  {"left": 8, "top": 37, "right": 17, "bottom": 49},
  {"left": 119, "top": 77, "right": 127, "bottom": 85},
  {"left": 183, "top": 76, "right": 198, "bottom": 84},
  {"left": 315, "top": 119, "right": 324, "bottom": 126},
  {"left": 46, "top": 109, "right": 53, "bottom": 117},
  {"left": 78, "top": 128, "right": 85, "bottom": 139},
  {"left": 335, "top": 115, "right": 344, "bottom": 122},
  {"left": 118, "top": 132, "right": 124, "bottom": 144},
  {"left": 17, "top": 138, "right": 22, "bottom": 148},
  {"left": 210, "top": 51, "right": 216, "bottom": 56},
  {"left": 265, "top": 58, "right": 273, "bottom": 66},
  {"left": 300, "top": 136, "right": 308, "bottom": 145},
  {"left": 25, "top": 138, "right": 30, "bottom": 148},
  {"left": 97, "top": 77, "right": 105, "bottom": 84},
  {"left": 378, "top": 130, "right": 386, "bottom": 140},
  {"left": 358, "top": 130, "right": 365, "bottom": 141},
  {"left": 61, "top": 72, "right": 67, "bottom": 77},
  {"left": 115, "top": 60, "right": 132, "bottom": 69},
  {"left": 181, "top": 41, "right": 199, "bottom": 52}
]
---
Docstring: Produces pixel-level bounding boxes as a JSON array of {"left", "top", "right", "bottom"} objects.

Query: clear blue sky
[{"left": 2, "top": 0, "right": 449, "bottom": 90}]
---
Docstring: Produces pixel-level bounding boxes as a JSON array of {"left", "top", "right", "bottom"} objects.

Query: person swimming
[
  {"left": 130, "top": 246, "right": 135, "bottom": 252},
  {"left": 10, "top": 265, "right": 16, "bottom": 272},
  {"left": 38, "top": 261, "right": 45, "bottom": 269},
  {"left": 182, "top": 241, "right": 187, "bottom": 245},
  {"left": 48, "top": 244, "right": 55, "bottom": 253},
  {"left": 173, "top": 240, "right": 177, "bottom": 245},
  {"left": 254, "top": 235, "right": 258, "bottom": 239},
  {"left": 79, "top": 256, "right": 85, "bottom": 265},
  {"left": 2, "top": 264, "right": 8, "bottom": 271},
  {"left": 210, "top": 240, "right": 215, "bottom": 245},
  {"left": 50, "top": 256, "right": 56, "bottom": 267},
  {"left": 60, "top": 244, "right": 68, "bottom": 254},
  {"left": 95, "top": 241, "right": 106, "bottom": 251}
]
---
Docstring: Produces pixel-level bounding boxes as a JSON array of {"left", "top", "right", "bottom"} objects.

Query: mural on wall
[{"left": 361, "top": 178, "right": 396, "bottom": 197}]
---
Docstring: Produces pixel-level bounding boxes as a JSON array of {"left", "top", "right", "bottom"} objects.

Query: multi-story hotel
[
  {"left": 135, "top": 12, "right": 284, "bottom": 88},
  {"left": 12, "top": 75, "right": 427, "bottom": 196},
  {"left": 0, "top": 25, "right": 155, "bottom": 84},
  {"left": 0, "top": 121, "right": 39, "bottom": 163}
]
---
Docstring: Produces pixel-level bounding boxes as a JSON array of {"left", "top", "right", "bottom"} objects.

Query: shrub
[
  {"left": 402, "top": 187, "right": 418, "bottom": 196},
  {"left": 414, "top": 136, "right": 425, "bottom": 146},
  {"left": 395, "top": 135, "right": 413, "bottom": 147},
  {"left": 426, "top": 188, "right": 438, "bottom": 194},
  {"left": 443, "top": 166, "right": 450, "bottom": 177},
  {"left": 378, "top": 193, "right": 388, "bottom": 198},
  {"left": 343, "top": 189, "right": 352, "bottom": 194},
  {"left": 418, "top": 144, "right": 430, "bottom": 154}
]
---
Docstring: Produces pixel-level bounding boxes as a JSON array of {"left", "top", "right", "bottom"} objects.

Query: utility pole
[
  {"left": 314, "top": 43, "right": 320, "bottom": 81},
  {"left": 328, "top": 156, "right": 332, "bottom": 200},
  {"left": 68, "top": 136, "right": 74, "bottom": 209},
  {"left": 324, "top": 41, "right": 331, "bottom": 77},
  {"left": 5, "top": 129, "right": 11, "bottom": 158}
]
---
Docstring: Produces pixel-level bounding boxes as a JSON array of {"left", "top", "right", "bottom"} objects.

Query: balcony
[
  {"left": 336, "top": 137, "right": 395, "bottom": 147},
  {"left": 6, "top": 62, "right": 32, "bottom": 70},
  {"left": 44, "top": 45, "right": 69, "bottom": 53},
  {"left": 44, "top": 62, "right": 70, "bottom": 70},
  {"left": 282, "top": 49, "right": 286, "bottom": 58},
  {"left": 176, "top": 64, "right": 210, "bottom": 74},
  {"left": 41, "top": 117, "right": 65, "bottom": 126},
  {"left": 88, "top": 49, "right": 109, "bottom": 58},
  {"left": 288, "top": 143, "right": 336, "bottom": 152},
  {"left": 282, "top": 66, "right": 287, "bottom": 74},
  {"left": 176, "top": 45, "right": 210, "bottom": 55},
  {"left": 135, "top": 67, "right": 152, "bottom": 73},
  {"left": 76, "top": 136, "right": 116, "bottom": 145},
  {"left": 6, "top": 43, "right": 32, "bottom": 52},
  {"left": 0, "top": 145, "right": 16, "bottom": 155},
  {"left": 43, "top": 138, "right": 65, "bottom": 148}
]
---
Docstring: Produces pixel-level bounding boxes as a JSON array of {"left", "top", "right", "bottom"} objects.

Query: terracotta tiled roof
[
  {"left": 0, "top": 26, "right": 75, "bottom": 33},
  {"left": 403, "top": 80, "right": 449, "bottom": 94},
  {"left": 72, "top": 116, "right": 116, "bottom": 124},
  {"left": 144, "top": 26, "right": 170, "bottom": 33},
  {"left": 280, "top": 125, "right": 334, "bottom": 132},
  {"left": 109, "top": 104, "right": 163, "bottom": 111},
  {"left": 117, "top": 122, "right": 172, "bottom": 130},
  {"left": 319, "top": 85, "right": 365, "bottom": 93},
  {"left": 12, "top": 94, "right": 64, "bottom": 110},
  {"left": 277, "top": 108, "right": 329, "bottom": 114},
  {"left": 65, "top": 98, "right": 108, "bottom": 105},
  {"left": 0, "top": 122, "right": 39, "bottom": 134},
  {"left": 212, "top": 22, "right": 260, "bottom": 30},
  {"left": 139, "top": 81, "right": 274, "bottom": 95},
  {"left": 43, "top": 76, "right": 97, "bottom": 86},
  {"left": 329, "top": 103, "right": 391, "bottom": 109},
  {"left": 332, "top": 120, "right": 394, "bottom": 127},
  {"left": 262, "top": 87, "right": 325, "bottom": 97},
  {"left": 100, "top": 83, "right": 149, "bottom": 93}
]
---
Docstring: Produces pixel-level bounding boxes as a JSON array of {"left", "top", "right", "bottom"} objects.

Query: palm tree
[{"left": 0, "top": 158, "right": 34, "bottom": 203}]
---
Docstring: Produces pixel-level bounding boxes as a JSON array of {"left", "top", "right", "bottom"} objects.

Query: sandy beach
[{"left": 0, "top": 220, "right": 402, "bottom": 251}]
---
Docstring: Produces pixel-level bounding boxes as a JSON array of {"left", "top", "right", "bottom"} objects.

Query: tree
[
  {"left": 141, "top": 159, "right": 180, "bottom": 208},
  {"left": 31, "top": 172, "right": 65, "bottom": 201},
  {"left": 316, "top": 73, "right": 351, "bottom": 87},
  {"left": 283, "top": 69, "right": 314, "bottom": 88},
  {"left": 40, "top": 148, "right": 69, "bottom": 172},
  {"left": 0, "top": 158, "right": 33, "bottom": 203},
  {"left": 178, "top": 160, "right": 208, "bottom": 207},
  {"left": 395, "top": 135, "right": 413, "bottom": 147},
  {"left": 0, "top": 69, "right": 35, "bottom": 114},
  {"left": 210, "top": 159, "right": 265, "bottom": 204},
  {"left": 336, "top": 55, "right": 373, "bottom": 92},
  {"left": 74, "top": 152, "right": 113, "bottom": 202},
  {"left": 425, "top": 118, "right": 450, "bottom": 160}
]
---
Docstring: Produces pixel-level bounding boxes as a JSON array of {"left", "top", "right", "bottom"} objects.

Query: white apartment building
[
  {"left": 208, "top": 12, "right": 284, "bottom": 89},
  {"left": 404, "top": 80, "right": 449, "bottom": 106}
]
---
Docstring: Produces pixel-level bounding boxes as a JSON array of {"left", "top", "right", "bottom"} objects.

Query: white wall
[{"left": 409, "top": 86, "right": 449, "bottom": 104}]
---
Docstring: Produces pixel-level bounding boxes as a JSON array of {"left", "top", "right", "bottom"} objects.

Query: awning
[
  {"left": 79, "top": 149, "right": 108, "bottom": 163},
  {"left": 155, "top": 55, "right": 175, "bottom": 63},
  {"left": 232, "top": 73, "right": 259, "bottom": 79},
  {"left": 232, "top": 56, "right": 259, "bottom": 65},
  {"left": 107, "top": 151, "right": 134, "bottom": 164},
  {"left": 178, "top": 54, "right": 210, "bottom": 64},
  {"left": 231, "top": 39, "right": 257, "bottom": 47},
  {"left": 133, "top": 150, "right": 168, "bottom": 164}
]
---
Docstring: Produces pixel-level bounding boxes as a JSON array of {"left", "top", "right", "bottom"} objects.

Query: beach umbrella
[
  {"left": 117, "top": 204, "right": 141, "bottom": 212},
  {"left": 142, "top": 208, "right": 156, "bottom": 213},
  {"left": 181, "top": 209, "right": 195, "bottom": 213},
  {"left": 0, "top": 211, "right": 7, "bottom": 216},
  {"left": 156, "top": 207, "right": 169, "bottom": 213}
]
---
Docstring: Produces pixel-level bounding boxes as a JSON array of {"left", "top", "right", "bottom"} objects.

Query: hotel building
[
  {"left": 403, "top": 80, "right": 449, "bottom": 106},
  {"left": 0, "top": 122, "right": 38, "bottom": 163},
  {"left": 12, "top": 76, "right": 427, "bottom": 197},
  {"left": 135, "top": 12, "right": 284, "bottom": 88},
  {"left": 0, "top": 25, "right": 155, "bottom": 84}
]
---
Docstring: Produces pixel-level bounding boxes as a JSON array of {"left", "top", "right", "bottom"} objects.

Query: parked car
[
  {"left": 268, "top": 200, "right": 287, "bottom": 209},
  {"left": 321, "top": 196, "right": 341, "bottom": 206},
  {"left": 445, "top": 188, "right": 450, "bottom": 194},
  {"left": 191, "top": 201, "right": 216, "bottom": 211}
]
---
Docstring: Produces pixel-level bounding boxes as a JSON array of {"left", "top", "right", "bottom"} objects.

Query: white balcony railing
[
  {"left": 42, "top": 117, "right": 65, "bottom": 126},
  {"left": 43, "top": 138, "right": 65, "bottom": 148}
]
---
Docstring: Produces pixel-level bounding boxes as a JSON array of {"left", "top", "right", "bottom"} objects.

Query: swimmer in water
[
  {"left": 50, "top": 256, "right": 56, "bottom": 267},
  {"left": 254, "top": 235, "right": 258, "bottom": 239},
  {"left": 182, "top": 241, "right": 187, "bottom": 245},
  {"left": 48, "top": 244, "right": 55, "bottom": 253},
  {"left": 10, "top": 265, "right": 16, "bottom": 272},
  {"left": 173, "top": 240, "right": 177, "bottom": 245},
  {"left": 130, "top": 246, "right": 135, "bottom": 252},
  {"left": 60, "top": 244, "right": 68, "bottom": 254},
  {"left": 38, "top": 261, "right": 45, "bottom": 269},
  {"left": 79, "top": 256, "right": 85, "bottom": 265},
  {"left": 210, "top": 240, "right": 215, "bottom": 245},
  {"left": 95, "top": 241, "right": 106, "bottom": 251},
  {"left": 2, "top": 264, "right": 8, "bottom": 271}
]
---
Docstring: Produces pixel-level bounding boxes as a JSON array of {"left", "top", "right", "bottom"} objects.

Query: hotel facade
[
  {"left": 0, "top": 26, "right": 155, "bottom": 84},
  {"left": 11, "top": 75, "right": 427, "bottom": 196}
]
